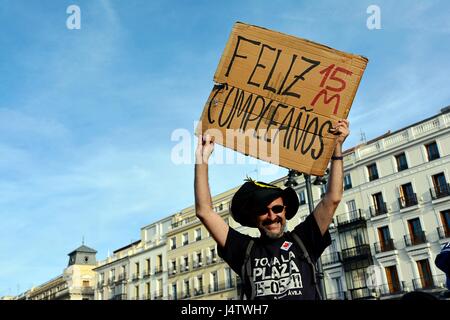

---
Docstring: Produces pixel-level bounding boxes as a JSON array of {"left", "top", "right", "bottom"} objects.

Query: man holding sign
[
  {"left": 195, "top": 22, "right": 364, "bottom": 300},
  {"left": 194, "top": 119, "right": 348, "bottom": 300}
]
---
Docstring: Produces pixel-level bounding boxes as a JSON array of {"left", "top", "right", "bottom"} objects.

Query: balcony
[
  {"left": 404, "top": 231, "right": 427, "bottom": 247},
  {"left": 194, "top": 288, "right": 205, "bottom": 297},
  {"left": 168, "top": 267, "right": 177, "bottom": 277},
  {"left": 341, "top": 245, "right": 372, "bottom": 267},
  {"left": 412, "top": 275, "right": 439, "bottom": 290},
  {"left": 142, "top": 270, "right": 151, "bottom": 279},
  {"left": 326, "top": 291, "right": 346, "bottom": 300},
  {"left": 153, "top": 292, "right": 164, "bottom": 300},
  {"left": 430, "top": 183, "right": 450, "bottom": 200},
  {"left": 398, "top": 194, "right": 418, "bottom": 209},
  {"left": 208, "top": 280, "right": 236, "bottom": 294},
  {"left": 181, "top": 291, "right": 191, "bottom": 299},
  {"left": 179, "top": 265, "right": 190, "bottom": 273},
  {"left": 141, "top": 294, "right": 151, "bottom": 300},
  {"left": 369, "top": 202, "right": 388, "bottom": 218},
  {"left": 437, "top": 226, "right": 450, "bottom": 239},
  {"left": 349, "top": 287, "right": 377, "bottom": 300},
  {"left": 320, "top": 252, "right": 342, "bottom": 266},
  {"left": 131, "top": 273, "right": 140, "bottom": 282},
  {"left": 154, "top": 266, "right": 163, "bottom": 275},
  {"left": 171, "top": 216, "right": 198, "bottom": 230},
  {"left": 374, "top": 239, "right": 396, "bottom": 254},
  {"left": 110, "top": 293, "right": 127, "bottom": 300},
  {"left": 206, "top": 256, "right": 219, "bottom": 265},
  {"left": 117, "top": 273, "right": 127, "bottom": 283},
  {"left": 336, "top": 209, "right": 366, "bottom": 231},
  {"left": 377, "top": 281, "right": 407, "bottom": 297}
]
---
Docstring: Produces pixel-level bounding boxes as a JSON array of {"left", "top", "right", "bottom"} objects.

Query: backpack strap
[
  {"left": 289, "top": 231, "right": 323, "bottom": 300},
  {"left": 240, "top": 239, "right": 255, "bottom": 300}
]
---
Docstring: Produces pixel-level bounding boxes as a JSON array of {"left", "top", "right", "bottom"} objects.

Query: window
[
  {"left": 344, "top": 174, "right": 352, "bottom": 190},
  {"left": 157, "top": 279, "right": 163, "bottom": 298},
  {"left": 416, "top": 259, "right": 434, "bottom": 288},
  {"left": 399, "top": 182, "right": 417, "bottom": 208},
  {"left": 371, "top": 192, "right": 386, "bottom": 216},
  {"left": 184, "top": 279, "right": 190, "bottom": 298},
  {"left": 298, "top": 190, "right": 306, "bottom": 205},
  {"left": 407, "top": 218, "right": 425, "bottom": 245},
  {"left": 156, "top": 254, "right": 163, "bottom": 273},
  {"left": 182, "top": 232, "right": 189, "bottom": 246},
  {"left": 210, "top": 271, "right": 218, "bottom": 292},
  {"left": 367, "top": 163, "right": 379, "bottom": 181},
  {"left": 377, "top": 226, "right": 393, "bottom": 252},
  {"left": 210, "top": 247, "right": 217, "bottom": 263},
  {"left": 431, "top": 172, "right": 449, "bottom": 199},
  {"left": 440, "top": 209, "right": 450, "bottom": 238},
  {"left": 82, "top": 280, "right": 90, "bottom": 287},
  {"left": 225, "top": 267, "right": 233, "bottom": 288},
  {"left": 346, "top": 200, "right": 357, "bottom": 219},
  {"left": 195, "top": 228, "right": 202, "bottom": 241},
  {"left": 425, "top": 141, "right": 440, "bottom": 161},
  {"left": 172, "top": 283, "right": 177, "bottom": 300},
  {"left": 170, "top": 237, "right": 176, "bottom": 249},
  {"left": 385, "top": 266, "right": 401, "bottom": 293},
  {"left": 183, "top": 256, "right": 189, "bottom": 271},
  {"left": 145, "top": 283, "right": 151, "bottom": 299},
  {"left": 145, "top": 259, "right": 150, "bottom": 275},
  {"left": 395, "top": 153, "right": 408, "bottom": 171},
  {"left": 171, "top": 260, "right": 177, "bottom": 274},
  {"left": 197, "top": 275, "right": 204, "bottom": 295},
  {"left": 135, "top": 262, "right": 140, "bottom": 275},
  {"left": 196, "top": 252, "right": 203, "bottom": 267},
  {"left": 135, "top": 285, "right": 139, "bottom": 300},
  {"left": 111, "top": 268, "right": 115, "bottom": 281}
]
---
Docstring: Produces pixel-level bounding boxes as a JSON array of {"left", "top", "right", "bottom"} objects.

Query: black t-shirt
[{"left": 218, "top": 214, "right": 331, "bottom": 300}]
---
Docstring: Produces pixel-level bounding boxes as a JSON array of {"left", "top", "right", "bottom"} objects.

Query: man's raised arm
[
  {"left": 313, "top": 119, "right": 349, "bottom": 235},
  {"left": 194, "top": 134, "right": 229, "bottom": 248}
]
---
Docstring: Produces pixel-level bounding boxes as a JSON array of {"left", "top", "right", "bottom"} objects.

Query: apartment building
[
  {"left": 166, "top": 187, "right": 250, "bottom": 300},
  {"left": 18, "top": 244, "right": 97, "bottom": 300},
  {"left": 315, "top": 107, "right": 450, "bottom": 299},
  {"left": 94, "top": 216, "right": 172, "bottom": 300}
]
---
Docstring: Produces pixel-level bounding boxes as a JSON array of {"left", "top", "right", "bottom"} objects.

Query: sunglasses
[{"left": 258, "top": 205, "right": 286, "bottom": 215}]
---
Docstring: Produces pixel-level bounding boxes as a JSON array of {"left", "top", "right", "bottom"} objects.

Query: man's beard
[{"left": 259, "top": 217, "right": 285, "bottom": 239}]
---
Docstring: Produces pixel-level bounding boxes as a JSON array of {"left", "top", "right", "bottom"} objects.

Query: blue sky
[{"left": 1, "top": 0, "right": 449, "bottom": 296}]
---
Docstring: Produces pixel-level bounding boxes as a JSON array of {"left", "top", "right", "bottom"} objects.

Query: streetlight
[{"left": 285, "top": 169, "right": 327, "bottom": 300}]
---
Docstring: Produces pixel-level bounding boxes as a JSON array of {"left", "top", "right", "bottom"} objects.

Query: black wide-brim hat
[{"left": 230, "top": 179, "right": 299, "bottom": 228}]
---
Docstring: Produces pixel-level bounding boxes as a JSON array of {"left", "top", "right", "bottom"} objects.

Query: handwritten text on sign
[{"left": 199, "top": 23, "right": 368, "bottom": 175}]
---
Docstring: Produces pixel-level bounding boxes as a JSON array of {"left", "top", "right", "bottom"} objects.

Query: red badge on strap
[{"left": 281, "top": 241, "right": 292, "bottom": 251}]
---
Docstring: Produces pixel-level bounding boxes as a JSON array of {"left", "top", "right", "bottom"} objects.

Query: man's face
[{"left": 255, "top": 197, "right": 286, "bottom": 239}]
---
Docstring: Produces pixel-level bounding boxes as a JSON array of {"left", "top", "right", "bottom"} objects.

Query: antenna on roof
[
  {"left": 360, "top": 129, "right": 367, "bottom": 144},
  {"left": 82, "top": 236, "right": 85, "bottom": 245}
]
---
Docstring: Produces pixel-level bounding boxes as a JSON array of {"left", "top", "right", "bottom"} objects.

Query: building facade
[
  {"left": 17, "top": 244, "right": 97, "bottom": 300},
  {"left": 165, "top": 187, "right": 261, "bottom": 300},
  {"left": 316, "top": 107, "right": 450, "bottom": 299},
  {"left": 94, "top": 215, "right": 172, "bottom": 300}
]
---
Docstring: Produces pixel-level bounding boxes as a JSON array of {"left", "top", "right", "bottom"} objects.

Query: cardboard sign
[{"left": 197, "top": 22, "right": 368, "bottom": 175}]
